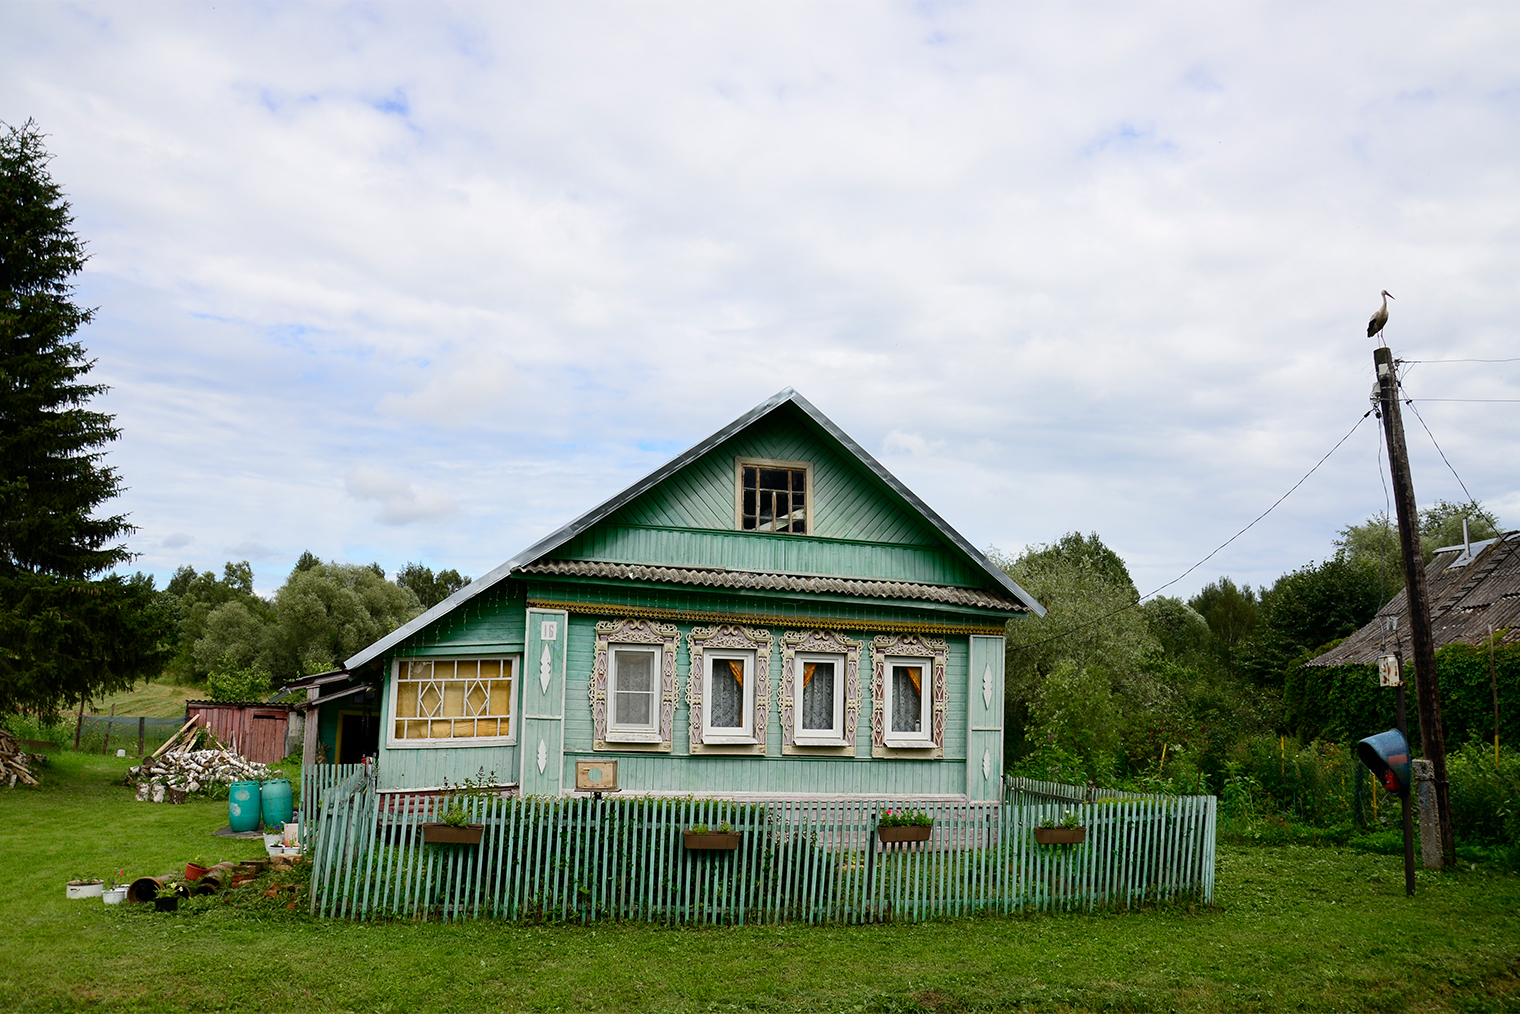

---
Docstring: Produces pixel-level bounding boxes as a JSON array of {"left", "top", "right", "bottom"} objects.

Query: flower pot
[
  {"left": 154, "top": 895, "right": 179, "bottom": 912},
  {"left": 263, "top": 832, "right": 283, "bottom": 850},
  {"left": 66, "top": 880, "right": 104, "bottom": 899},
  {"left": 422, "top": 823, "right": 485, "bottom": 845},
  {"left": 1034, "top": 826, "right": 1086, "bottom": 845},
  {"left": 102, "top": 886, "right": 128, "bottom": 905},
  {"left": 877, "top": 825, "right": 933, "bottom": 844},
  {"left": 682, "top": 831, "right": 741, "bottom": 851},
  {"left": 185, "top": 863, "right": 210, "bottom": 882}
]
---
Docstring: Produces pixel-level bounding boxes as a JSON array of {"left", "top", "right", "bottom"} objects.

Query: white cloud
[
  {"left": 344, "top": 466, "right": 457, "bottom": 526},
  {"left": 2, "top": 2, "right": 1517, "bottom": 595}
]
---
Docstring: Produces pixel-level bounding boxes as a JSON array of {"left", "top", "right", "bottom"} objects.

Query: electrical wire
[
  {"left": 1402, "top": 394, "right": 1477, "bottom": 506},
  {"left": 1009, "top": 408, "right": 1376, "bottom": 653},
  {"left": 1402, "top": 358, "right": 1520, "bottom": 364},
  {"left": 1407, "top": 398, "right": 1520, "bottom": 403}
]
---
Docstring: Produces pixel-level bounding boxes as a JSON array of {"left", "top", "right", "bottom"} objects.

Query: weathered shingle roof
[
  {"left": 1306, "top": 531, "right": 1520, "bottom": 666},
  {"left": 519, "top": 560, "right": 1029, "bottom": 612}
]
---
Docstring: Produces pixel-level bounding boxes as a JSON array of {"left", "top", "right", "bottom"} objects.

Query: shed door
[{"left": 338, "top": 712, "right": 378, "bottom": 764}]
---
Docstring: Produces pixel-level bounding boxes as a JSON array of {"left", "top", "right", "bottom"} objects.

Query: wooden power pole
[{"left": 1373, "top": 345, "right": 1456, "bottom": 866}]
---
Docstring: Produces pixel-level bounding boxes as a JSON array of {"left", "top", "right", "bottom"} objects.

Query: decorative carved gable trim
[
  {"left": 779, "top": 629, "right": 861, "bottom": 756},
  {"left": 590, "top": 618, "right": 679, "bottom": 752},
  {"left": 870, "top": 633, "right": 948, "bottom": 759},
  {"left": 686, "top": 625, "right": 772, "bottom": 755}
]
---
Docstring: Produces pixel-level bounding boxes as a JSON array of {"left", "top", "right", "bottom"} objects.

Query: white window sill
[
  {"left": 794, "top": 737, "right": 849, "bottom": 748},
  {"left": 385, "top": 736, "right": 517, "bottom": 750},
  {"left": 605, "top": 728, "right": 662, "bottom": 743},
  {"left": 884, "top": 737, "right": 934, "bottom": 750},
  {"left": 701, "top": 733, "right": 757, "bottom": 745}
]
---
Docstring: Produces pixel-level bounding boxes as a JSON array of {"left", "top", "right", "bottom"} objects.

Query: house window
[
  {"left": 795, "top": 653, "right": 846, "bottom": 745},
  {"left": 780, "top": 629, "right": 861, "bottom": 755},
  {"left": 884, "top": 658, "right": 931, "bottom": 747},
  {"left": 608, "top": 645, "right": 660, "bottom": 739},
  {"left": 391, "top": 657, "right": 517, "bottom": 746},
  {"left": 870, "top": 633, "right": 948, "bottom": 758},
  {"left": 591, "top": 618, "right": 679, "bottom": 752},
  {"left": 703, "top": 650, "right": 755, "bottom": 744},
  {"left": 737, "top": 459, "right": 810, "bottom": 534},
  {"left": 687, "top": 625, "right": 773, "bottom": 754}
]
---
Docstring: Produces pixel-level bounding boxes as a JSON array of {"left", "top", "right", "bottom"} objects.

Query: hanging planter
[
  {"left": 683, "top": 830, "right": 741, "bottom": 851},
  {"left": 878, "top": 824, "right": 933, "bottom": 844},
  {"left": 1034, "top": 826, "right": 1086, "bottom": 845},
  {"left": 422, "top": 823, "right": 485, "bottom": 845}
]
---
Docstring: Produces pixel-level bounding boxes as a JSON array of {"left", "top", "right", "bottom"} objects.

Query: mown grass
[{"left": 4, "top": 754, "right": 1519, "bottom": 1013}]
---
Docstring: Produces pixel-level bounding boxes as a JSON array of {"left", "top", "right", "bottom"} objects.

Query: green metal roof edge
[{"left": 345, "top": 388, "right": 1042, "bottom": 670}]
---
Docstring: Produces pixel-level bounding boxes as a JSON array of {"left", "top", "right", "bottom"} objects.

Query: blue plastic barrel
[
  {"left": 260, "top": 778, "right": 293, "bottom": 829},
  {"left": 228, "top": 780, "right": 261, "bottom": 832}
]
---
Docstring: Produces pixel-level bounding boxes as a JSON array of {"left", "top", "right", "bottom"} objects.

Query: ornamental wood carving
[
  {"left": 779, "top": 629, "right": 861, "bottom": 753},
  {"left": 591, "top": 618, "right": 679, "bottom": 752},
  {"left": 686, "top": 625, "right": 772, "bottom": 753},
  {"left": 870, "top": 633, "right": 948, "bottom": 759}
]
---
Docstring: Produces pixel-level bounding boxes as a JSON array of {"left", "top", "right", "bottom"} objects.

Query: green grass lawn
[{"left": 4, "top": 755, "right": 1518, "bottom": 1013}]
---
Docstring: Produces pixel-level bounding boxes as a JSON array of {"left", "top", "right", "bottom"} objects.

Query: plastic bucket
[
  {"left": 260, "top": 778, "right": 293, "bottom": 829},
  {"left": 228, "top": 780, "right": 261, "bottom": 832}
]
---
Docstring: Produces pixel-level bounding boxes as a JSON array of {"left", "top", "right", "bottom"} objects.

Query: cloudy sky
[{"left": 4, "top": 3, "right": 1518, "bottom": 599}]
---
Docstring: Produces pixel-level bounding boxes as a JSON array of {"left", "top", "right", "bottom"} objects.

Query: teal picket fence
[
  {"left": 298, "top": 763, "right": 367, "bottom": 848},
  {"left": 305, "top": 768, "right": 1216, "bottom": 923}
]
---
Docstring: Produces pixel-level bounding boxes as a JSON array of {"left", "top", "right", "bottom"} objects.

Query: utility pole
[{"left": 1373, "top": 345, "right": 1456, "bottom": 866}]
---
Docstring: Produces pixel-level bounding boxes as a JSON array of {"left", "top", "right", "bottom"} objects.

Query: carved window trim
[
  {"left": 687, "top": 625, "right": 773, "bottom": 755},
  {"left": 590, "top": 618, "right": 679, "bottom": 752},
  {"left": 780, "top": 629, "right": 861, "bottom": 756},
  {"left": 870, "top": 633, "right": 947, "bottom": 759}
]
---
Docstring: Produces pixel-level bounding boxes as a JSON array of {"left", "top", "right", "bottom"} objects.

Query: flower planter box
[
  {"left": 1034, "top": 827, "right": 1086, "bottom": 845},
  {"left": 683, "top": 831, "right": 741, "bottom": 851},
  {"left": 65, "top": 880, "right": 104, "bottom": 899},
  {"left": 878, "top": 825, "right": 933, "bottom": 844},
  {"left": 422, "top": 823, "right": 485, "bottom": 845}
]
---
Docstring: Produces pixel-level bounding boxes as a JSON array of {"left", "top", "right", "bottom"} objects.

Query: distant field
[
  {"left": 3, "top": 754, "right": 1519, "bottom": 1013},
  {"left": 86, "top": 680, "right": 201, "bottom": 719}
]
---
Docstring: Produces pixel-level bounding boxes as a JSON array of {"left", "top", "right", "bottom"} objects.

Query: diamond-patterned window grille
[{"left": 394, "top": 658, "right": 516, "bottom": 742}]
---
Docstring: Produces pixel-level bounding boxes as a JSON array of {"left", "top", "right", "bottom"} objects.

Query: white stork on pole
[{"left": 1367, "top": 290, "right": 1394, "bottom": 339}]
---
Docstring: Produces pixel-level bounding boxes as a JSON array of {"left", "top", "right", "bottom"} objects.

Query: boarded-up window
[{"left": 394, "top": 658, "right": 515, "bottom": 741}]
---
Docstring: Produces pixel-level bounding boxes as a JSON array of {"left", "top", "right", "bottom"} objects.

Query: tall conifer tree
[{"left": 0, "top": 120, "right": 173, "bottom": 718}]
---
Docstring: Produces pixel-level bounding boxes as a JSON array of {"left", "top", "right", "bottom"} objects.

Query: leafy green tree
[
  {"left": 1240, "top": 558, "right": 1382, "bottom": 687},
  {"left": 395, "top": 561, "right": 471, "bottom": 609},
  {"left": 273, "top": 562, "right": 421, "bottom": 676},
  {"left": 1188, "top": 577, "right": 1259, "bottom": 678},
  {"left": 0, "top": 120, "right": 173, "bottom": 718},
  {"left": 162, "top": 561, "right": 273, "bottom": 682},
  {"left": 1140, "top": 596, "right": 1215, "bottom": 670},
  {"left": 204, "top": 659, "right": 273, "bottom": 703}
]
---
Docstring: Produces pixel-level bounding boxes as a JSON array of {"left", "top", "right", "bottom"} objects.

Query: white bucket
[
  {"left": 103, "top": 886, "right": 128, "bottom": 904},
  {"left": 66, "top": 881, "right": 104, "bottom": 899}
]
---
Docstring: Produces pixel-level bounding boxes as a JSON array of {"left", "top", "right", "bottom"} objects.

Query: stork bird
[{"left": 1367, "top": 290, "right": 1395, "bottom": 338}]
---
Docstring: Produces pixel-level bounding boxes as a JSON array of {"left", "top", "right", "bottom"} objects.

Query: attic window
[{"left": 737, "top": 459, "right": 810, "bottom": 534}]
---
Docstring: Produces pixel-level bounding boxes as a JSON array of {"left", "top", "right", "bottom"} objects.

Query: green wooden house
[{"left": 325, "top": 389, "right": 1041, "bottom": 802}]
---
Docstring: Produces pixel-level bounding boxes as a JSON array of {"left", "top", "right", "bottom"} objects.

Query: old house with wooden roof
[
  {"left": 1306, "top": 530, "right": 1520, "bottom": 668},
  {"left": 302, "top": 388, "right": 1040, "bottom": 802}
]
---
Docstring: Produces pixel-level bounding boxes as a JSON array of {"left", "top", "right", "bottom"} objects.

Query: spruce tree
[{"left": 0, "top": 120, "right": 173, "bottom": 718}]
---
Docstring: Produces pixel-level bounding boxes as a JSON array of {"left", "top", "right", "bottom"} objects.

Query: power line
[
  {"left": 1010, "top": 409, "right": 1376, "bottom": 653},
  {"left": 1402, "top": 393, "right": 1477, "bottom": 506},
  {"left": 1402, "top": 358, "right": 1520, "bottom": 364},
  {"left": 1408, "top": 398, "right": 1520, "bottom": 403}
]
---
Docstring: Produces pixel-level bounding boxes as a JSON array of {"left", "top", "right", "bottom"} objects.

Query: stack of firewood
[
  {"left": 128, "top": 716, "right": 271, "bottom": 800},
  {"left": 0, "top": 728, "right": 40, "bottom": 788}
]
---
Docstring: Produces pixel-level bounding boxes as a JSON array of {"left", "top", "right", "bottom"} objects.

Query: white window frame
[
  {"left": 605, "top": 643, "right": 662, "bottom": 743},
  {"left": 590, "top": 618, "right": 679, "bottom": 753},
  {"left": 882, "top": 656, "right": 933, "bottom": 749},
  {"left": 701, "top": 649, "right": 757, "bottom": 745},
  {"left": 386, "top": 655, "right": 520, "bottom": 750},
  {"left": 792, "top": 651, "right": 847, "bottom": 747}
]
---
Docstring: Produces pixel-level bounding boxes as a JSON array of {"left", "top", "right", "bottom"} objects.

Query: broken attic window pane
[{"left": 740, "top": 463, "right": 808, "bottom": 534}]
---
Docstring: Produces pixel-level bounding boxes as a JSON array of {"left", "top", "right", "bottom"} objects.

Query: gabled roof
[
  {"left": 345, "top": 388, "right": 1042, "bottom": 671},
  {"left": 1306, "top": 530, "right": 1520, "bottom": 667}
]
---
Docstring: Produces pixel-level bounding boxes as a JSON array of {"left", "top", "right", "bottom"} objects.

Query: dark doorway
[{"left": 337, "top": 712, "right": 378, "bottom": 764}]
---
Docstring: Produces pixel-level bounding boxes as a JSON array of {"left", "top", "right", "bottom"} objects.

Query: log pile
[
  {"left": 128, "top": 716, "right": 271, "bottom": 801},
  {"left": 0, "top": 728, "right": 40, "bottom": 788}
]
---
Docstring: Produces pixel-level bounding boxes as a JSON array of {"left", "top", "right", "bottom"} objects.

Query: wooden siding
[
  {"left": 609, "top": 403, "right": 947, "bottom": 549},
  {"left": 394, "top": 582, "right": 527, "bottom": 656},
  {"left": 557, "top": 526, "right": 979, "bottom": 586},
  {"left": 187, "top": 703, "right": 290, "bottom": 764}
]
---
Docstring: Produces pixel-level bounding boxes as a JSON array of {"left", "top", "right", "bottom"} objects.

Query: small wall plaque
[{"left": 575, "top": 759, "right": 618, "bottom": 792}]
